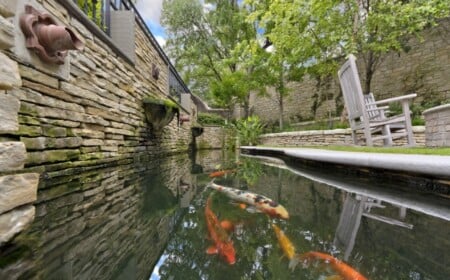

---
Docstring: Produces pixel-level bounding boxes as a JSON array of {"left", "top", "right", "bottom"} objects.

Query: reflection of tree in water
[
  {"left": 142, "top": 174, "right": 178, "bottom": 218},
  {"left": 236, "top": 158, "right": 263, "bottom": 188}
]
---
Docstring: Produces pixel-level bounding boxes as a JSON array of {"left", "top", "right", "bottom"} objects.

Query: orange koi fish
[
  {"left": 205, "top": 197, "right": 236, "bottom": 265},
  {"left": 272, "top": 224, "right": 301, "bottom": 270},
  {"left": 301, "top": 251, "right": 368, "bottom": 280},
  {"left": 209, "top": 169, "right": 235, "bottom": 178},
  {"left": 208, "top": 180, "right": 289, "bottom": 219}
]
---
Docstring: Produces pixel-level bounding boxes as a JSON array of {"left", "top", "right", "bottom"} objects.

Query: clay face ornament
[{"left": 19, "top": 4, "right": 84, "bottom": 65}]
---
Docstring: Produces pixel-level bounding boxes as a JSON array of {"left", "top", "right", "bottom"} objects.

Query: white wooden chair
[{"left": 338, "top": 54, "right": 416, "bottom": 146}]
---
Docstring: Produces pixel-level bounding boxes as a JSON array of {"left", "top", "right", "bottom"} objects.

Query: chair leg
[
  {"left": 382, "top": 125, "right": 393, "bottom": 146},
  {"left": 401, "top": 101, "right": 416, "bottom": 147},
  {"left": 351, "top": 130, "right": 358, "bottom": 145},
  {"left": 363, "top": 126, "right": 373, "bottom": 146}
]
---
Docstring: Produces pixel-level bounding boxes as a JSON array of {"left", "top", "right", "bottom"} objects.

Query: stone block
[
  {"left": 21, "top": 136, "right": 46, "bottom": 150},
  {"left": 0, "top": 15, "right": 14, "bottom": 49},
  {"left": 26, "top": 149, "right": 80, "bottom": 165},
  {"left": 0, "top": 205, "right": 35, "bottom": 245},
  {"left": 0, "top": 142, "right": 26, "bottom": 171},
  {"left": 19, "top": 64, "right": 59, "bottom": 89},
  {"left": 0, "top": 92, "right": 20, "bottom": 132},
  {"left": 42, "top": 125, "right": 67, "bottom": 137},
  {"left": 0, "top": 52, "right": 21, "bottom": 89},
  {"left": 0, "top": 1, "right": 15, "bottom": 17},
  {"left": 0, "top": 173, "right": 39, "bottom": 214}
]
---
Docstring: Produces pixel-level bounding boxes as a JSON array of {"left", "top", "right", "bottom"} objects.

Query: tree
[
  {"left": 161, "top": 0, "right": 260, "bottom": 116},
  {"left": 246, "top": 0, "right": 450, "bottom": 95},
  {"left": 242, "top": 0, "right": 341, "bottom": 129}
]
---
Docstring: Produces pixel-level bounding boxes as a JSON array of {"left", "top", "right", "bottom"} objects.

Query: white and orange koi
[{"left": 207, "top": 180, "right": 289, "bottom": 219}]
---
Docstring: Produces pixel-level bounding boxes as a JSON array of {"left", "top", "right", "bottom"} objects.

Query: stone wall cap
[
  {"left": 413, "top": 126, "right": 425, "bottom": 132},
  {"left": 423, "top": 103, "right": 450, "bottom": 115}
]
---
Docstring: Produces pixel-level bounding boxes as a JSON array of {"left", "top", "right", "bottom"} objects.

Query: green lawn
[{"left": 307, "top": 145, "right": 450, "bottom": 156}]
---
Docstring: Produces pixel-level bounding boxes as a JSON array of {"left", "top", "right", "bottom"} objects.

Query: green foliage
[
  {"left": 143, "top": 96, "right": 179, "bottom": 109},
  {"left": 77, "top": 0, "right": 104, "bottom": 29},
  {"left": 210, "top": 70, "right": 252, "bottom": 109},
  {"left": 245, "top": 0, "right": 450, "bottom": 93},
  {"left": 232, "top": 115, "right": 265, "bottom": 146},
  {"left": 162, "top": 0, "right": 259, "bottom": 111},
  {"left": 197, "top": 112, "right": 226, "bottom": 126}
]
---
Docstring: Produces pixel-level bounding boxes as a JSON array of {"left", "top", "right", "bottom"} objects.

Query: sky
[
  {"left": 135, "top": 0, "right": 216, "bottom": 49},
  {"left": 135, "top": 0, "right": 167, "bottom": 47}
]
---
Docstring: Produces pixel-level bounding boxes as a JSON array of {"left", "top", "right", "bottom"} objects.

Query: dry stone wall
[
  {"left": 259, "top": 126, "right": 425, "bottom": 147},
  {"left": 196, "top": 126, "right": 235, "bottom": 150},
  {"left": 0, "top": 0, "right": 194, "bottom": 244},
  {"left": 0, "top": 0, "right": 39, "bottom": 246},
  {"left": 423, "top": 104, "right": 450, "bottom": 147},
  {"left": 8, "top": 0, "right": 193, "bottom": 175}
]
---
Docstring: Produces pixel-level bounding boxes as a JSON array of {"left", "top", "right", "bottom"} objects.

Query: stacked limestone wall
[
  {"left": 0, "top": 0, "right": 193, "bottom": 244},
  {"left": 251, "top": 19, "right": 450, "bottom": 125},
  {"left": 423, "top": 104, "right": 450, "bottom": 147},
  {"left": 196, "top": 126, "right": 235, "bottom": 150},
  {"left": 8, "top": 0, "right": 193, "bottom": 175},
  {"left": 259, "top": 126, "right": 425, "bottom": 147},
  {"left": 0, "top": 0, "right": 39, "bottom": 246}
]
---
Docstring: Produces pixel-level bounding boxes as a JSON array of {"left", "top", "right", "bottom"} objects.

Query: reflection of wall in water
[
  {"left": 194, "top": 149, "right": 236, "bottom": 173},
  {"left": 0, "top": 153, "right": 195, "bottom": 279}
]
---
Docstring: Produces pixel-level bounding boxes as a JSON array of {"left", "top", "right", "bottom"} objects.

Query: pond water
[{"left": 0, "top": 150, "right": 449, "bottom": 280}]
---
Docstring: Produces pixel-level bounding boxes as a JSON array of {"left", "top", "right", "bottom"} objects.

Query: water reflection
[
  {"left": 335, "top": 194, "right": 413, "bottom": 262},
  {"left": 0, "top": 153, "right": 203, "bottom": 280},
  {"left": 150, "top": 153, "right": 449, "bottom": 280},
  {"left": 0, "top": 150, "right": 449, "bottom": 279}
]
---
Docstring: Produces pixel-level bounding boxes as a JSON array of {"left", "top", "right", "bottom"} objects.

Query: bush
[
  {"left": 197, "top": 113, "right": 226, "bottom": 126},
  {"left": 233, "top": 116, "right": 265, "bottom": 146}
]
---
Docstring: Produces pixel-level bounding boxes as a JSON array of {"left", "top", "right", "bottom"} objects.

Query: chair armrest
[
  {"left": 366, "top": 105, "right": 389, "bottom": 111},
  {"left": 366, "top": 107, "right": 388, "bottom": 112},
  {"left": 373, "top": 93, "right": 417, "bottom": 105}
]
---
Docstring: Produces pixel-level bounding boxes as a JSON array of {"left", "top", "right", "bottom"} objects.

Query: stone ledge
[
  {"left": 423, "top": 103, "right": 450, "bottom": 115},
  {"left": 0, "top": 205, "right": 35, "bottom": 245}
]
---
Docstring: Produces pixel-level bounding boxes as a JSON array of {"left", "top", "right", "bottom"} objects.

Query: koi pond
[{"left": 0, "top": 150, "right": 449, "bottom": 279}]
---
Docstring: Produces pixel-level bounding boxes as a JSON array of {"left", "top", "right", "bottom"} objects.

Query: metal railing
[{"left": 73, "top": 0, "right": 190, "bottom": 99}]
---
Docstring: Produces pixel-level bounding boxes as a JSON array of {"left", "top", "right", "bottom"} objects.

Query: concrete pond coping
[{"left": 240, "top": 146, "right": 450, "bottom": 179}]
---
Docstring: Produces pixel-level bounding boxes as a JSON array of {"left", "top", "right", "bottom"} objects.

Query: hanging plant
[{"left": 143, "top": 96, "right": 180, "bottom": 131}]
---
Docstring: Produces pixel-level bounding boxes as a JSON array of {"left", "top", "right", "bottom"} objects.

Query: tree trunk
[
  {"left": 279, "top": 93, "right": 284, "bottom": 130},
  {"left": 364, "top": 51, "right": 375, "bottom": 94}
]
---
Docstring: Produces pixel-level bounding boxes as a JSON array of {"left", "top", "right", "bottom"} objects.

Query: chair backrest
[
  {"left": 338, "top": 54, "right": 368, "bottom": 127},
  {"left": 364, "top": 92, "right": 385, "bottom": 121}
]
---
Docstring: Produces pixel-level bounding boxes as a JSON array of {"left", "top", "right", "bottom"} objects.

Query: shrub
[
  {"left": 233, "top": 116, "right": 265, "bottom": 146},
  {"left": 197, "top": 113, "right": 226, "bottom": 126}
]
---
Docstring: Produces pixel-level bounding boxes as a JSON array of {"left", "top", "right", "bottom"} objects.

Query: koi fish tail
[
  {"left": 288, "top": 254, "right": 302, "bottom": 271},
  {"left": 206, "top": 178, "right": 216, "bottom": 188}
]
